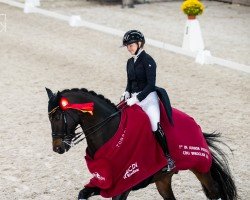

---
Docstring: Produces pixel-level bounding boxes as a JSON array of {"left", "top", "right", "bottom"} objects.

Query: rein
[
  {"left": 71, "top": 101, "right": 127, "bottom": 146},
  {"left": 50, "top": 101, "right": 127, "bottom": 148}
]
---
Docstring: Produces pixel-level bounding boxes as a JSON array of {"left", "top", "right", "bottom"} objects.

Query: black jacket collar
[{"left": 134, "top": 50, "right": 146, "bottom": 65}]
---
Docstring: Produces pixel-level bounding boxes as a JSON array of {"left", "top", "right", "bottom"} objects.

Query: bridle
[
  {"left": 49, "top": 101, "right": 127, "bottom": 148},
  {"left": 49, "top": 107, "right": 77, "bottom": 146}
]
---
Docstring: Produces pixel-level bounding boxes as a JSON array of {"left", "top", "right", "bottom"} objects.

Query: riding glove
[
  {"left": 121, "top": 91, "right": 130, "bottom": 101},
  {"left": 126, "top": 96, "right": 139, "bottom": 106}
]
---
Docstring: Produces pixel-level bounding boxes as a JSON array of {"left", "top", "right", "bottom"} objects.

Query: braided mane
[{"left": 61, "top": 88, "right": 118, "bottom": 111}]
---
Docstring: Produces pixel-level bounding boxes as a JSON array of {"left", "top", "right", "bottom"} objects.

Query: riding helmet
[{"left": 122, "top": 30, "right": 145, "bottom": 46}]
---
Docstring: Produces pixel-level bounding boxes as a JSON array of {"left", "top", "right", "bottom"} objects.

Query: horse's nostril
[
  {"left": 55, "top": 146, "right": 65, "bottom": 154},
  {"left": 53, "top": 146, "right": 61, "bottom": 153}
]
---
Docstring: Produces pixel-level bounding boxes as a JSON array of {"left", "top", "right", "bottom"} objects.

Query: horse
[{"left": 45, "top": 87, "right": 237, "bottom": 200}]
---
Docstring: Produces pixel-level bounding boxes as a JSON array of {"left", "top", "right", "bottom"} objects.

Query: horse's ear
[
  {"left": 56, "top": 91, "right": 62, "bottom": 98},
  {"left": 45, "top": 87, "right": 54, "bottom": 99}
]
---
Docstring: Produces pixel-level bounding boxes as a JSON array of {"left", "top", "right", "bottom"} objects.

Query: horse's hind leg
[
  {"left": 192, "top": 169, "right": 221, "bottom": 199},
  {"left": 155, "top": 172, "right": 176, "bottom": 200},
  {"left": 112, "top": 190, "right": 131, "bottom": 200}
]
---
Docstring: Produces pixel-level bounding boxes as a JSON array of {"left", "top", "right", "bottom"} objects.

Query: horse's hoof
[{"left": 78, "top": 187, "right": 100, "bottom": 199}]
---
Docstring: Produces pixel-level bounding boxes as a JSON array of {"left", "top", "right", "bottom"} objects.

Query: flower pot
[{"left": 188, "top": 15, "right": 196, "bottom": 20}]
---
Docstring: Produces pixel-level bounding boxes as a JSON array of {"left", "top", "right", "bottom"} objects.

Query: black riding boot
[{"left": 153, "top": 122, "right": 175, "bottom": 172}]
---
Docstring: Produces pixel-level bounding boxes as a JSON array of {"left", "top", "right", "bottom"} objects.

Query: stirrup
[{"left": 162, "top": 155, "right": 175, "bottom": 173}]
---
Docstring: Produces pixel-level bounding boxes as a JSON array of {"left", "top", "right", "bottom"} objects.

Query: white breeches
[{"left": 132, "top": 91, "right": 160, "bottom": 131}]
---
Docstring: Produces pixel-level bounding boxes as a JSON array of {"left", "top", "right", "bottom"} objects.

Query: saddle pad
[{"left": 85, "top": 103, "right": 212, "bottom": 197}]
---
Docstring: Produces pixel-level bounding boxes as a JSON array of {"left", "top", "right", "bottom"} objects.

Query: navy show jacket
[{"left": 125, "top": 50, "right": 157, "bottom": 102}]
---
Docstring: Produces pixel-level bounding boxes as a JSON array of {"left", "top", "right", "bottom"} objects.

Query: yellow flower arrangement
[{"left": 181, "top": 0, "right": 205, "bottom": 16}]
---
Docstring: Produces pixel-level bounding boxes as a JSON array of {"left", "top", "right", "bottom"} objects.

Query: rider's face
[{"left": 127, "top": 42, "right": 140, "bottom": 55}]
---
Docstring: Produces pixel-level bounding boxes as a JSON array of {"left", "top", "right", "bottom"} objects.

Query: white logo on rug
[
  {"left": 179, "top": 145, "right": 210, "bottom": 159},
  {"left": 116, "top": 129, "right": 126, "bottom": 148},
  {"left": 92, "top": 172, "right": 105, "bottom": 181},
  {"left": 123, "top": 162, "right": 139, "bottom": 179}
]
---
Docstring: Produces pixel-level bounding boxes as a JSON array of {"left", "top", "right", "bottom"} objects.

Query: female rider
[{"left": 121, "top": 30, "right": 175, "bottom": 172}]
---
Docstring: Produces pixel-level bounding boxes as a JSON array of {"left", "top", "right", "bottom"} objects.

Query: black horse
[{"left": 46, "top": 87, "right": 237, "bottom": 200}]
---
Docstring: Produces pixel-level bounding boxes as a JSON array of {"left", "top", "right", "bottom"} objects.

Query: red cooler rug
[{"left": 84, "top": 103, "right": 212, "bottom": 198}]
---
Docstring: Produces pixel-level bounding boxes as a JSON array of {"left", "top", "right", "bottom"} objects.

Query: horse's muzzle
[
  {"left": 54, "top": 146, "right": 66, "bottom": 154},
  {"left": 52, "top": 138, "right": 72, "bottom": 154},
  {"left": 53, "top": 138, "right": 66, "bottom": 154}
]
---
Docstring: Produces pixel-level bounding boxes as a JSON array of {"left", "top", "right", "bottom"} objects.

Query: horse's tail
[{"left": 203, "top": 132, "right": 238, "bottom": 200}]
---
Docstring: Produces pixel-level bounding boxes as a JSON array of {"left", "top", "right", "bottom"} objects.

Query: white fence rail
[{"left": 1, "top": 0, "right": 249, "bottom": 73}]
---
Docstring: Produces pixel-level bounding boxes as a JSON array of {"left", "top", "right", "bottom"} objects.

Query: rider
[{"left": 121, "top": 30, "right": 175, "bottom": 172}]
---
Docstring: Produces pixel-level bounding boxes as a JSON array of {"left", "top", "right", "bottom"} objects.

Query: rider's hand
[
  {"left": 120, "top": 91, "right": 130, "bottom": 101},
  {"left": 126, "top": 96, "right": 139, "bottom": 106}
]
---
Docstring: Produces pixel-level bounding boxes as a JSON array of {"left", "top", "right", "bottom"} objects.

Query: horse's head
[
  {"left": 46, "top": 87, "right": 120, "bottom": 157},
  {"left": 46, "top": 88, "right": 82, "bottom": 154}
]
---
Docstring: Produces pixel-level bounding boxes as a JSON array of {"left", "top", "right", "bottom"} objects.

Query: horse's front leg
[
  {"left": 78, "top": 187, "right": 100, "bottom": 200},
  {"left": 112, "top": 190, "right": 131, "bottom": 200}
]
